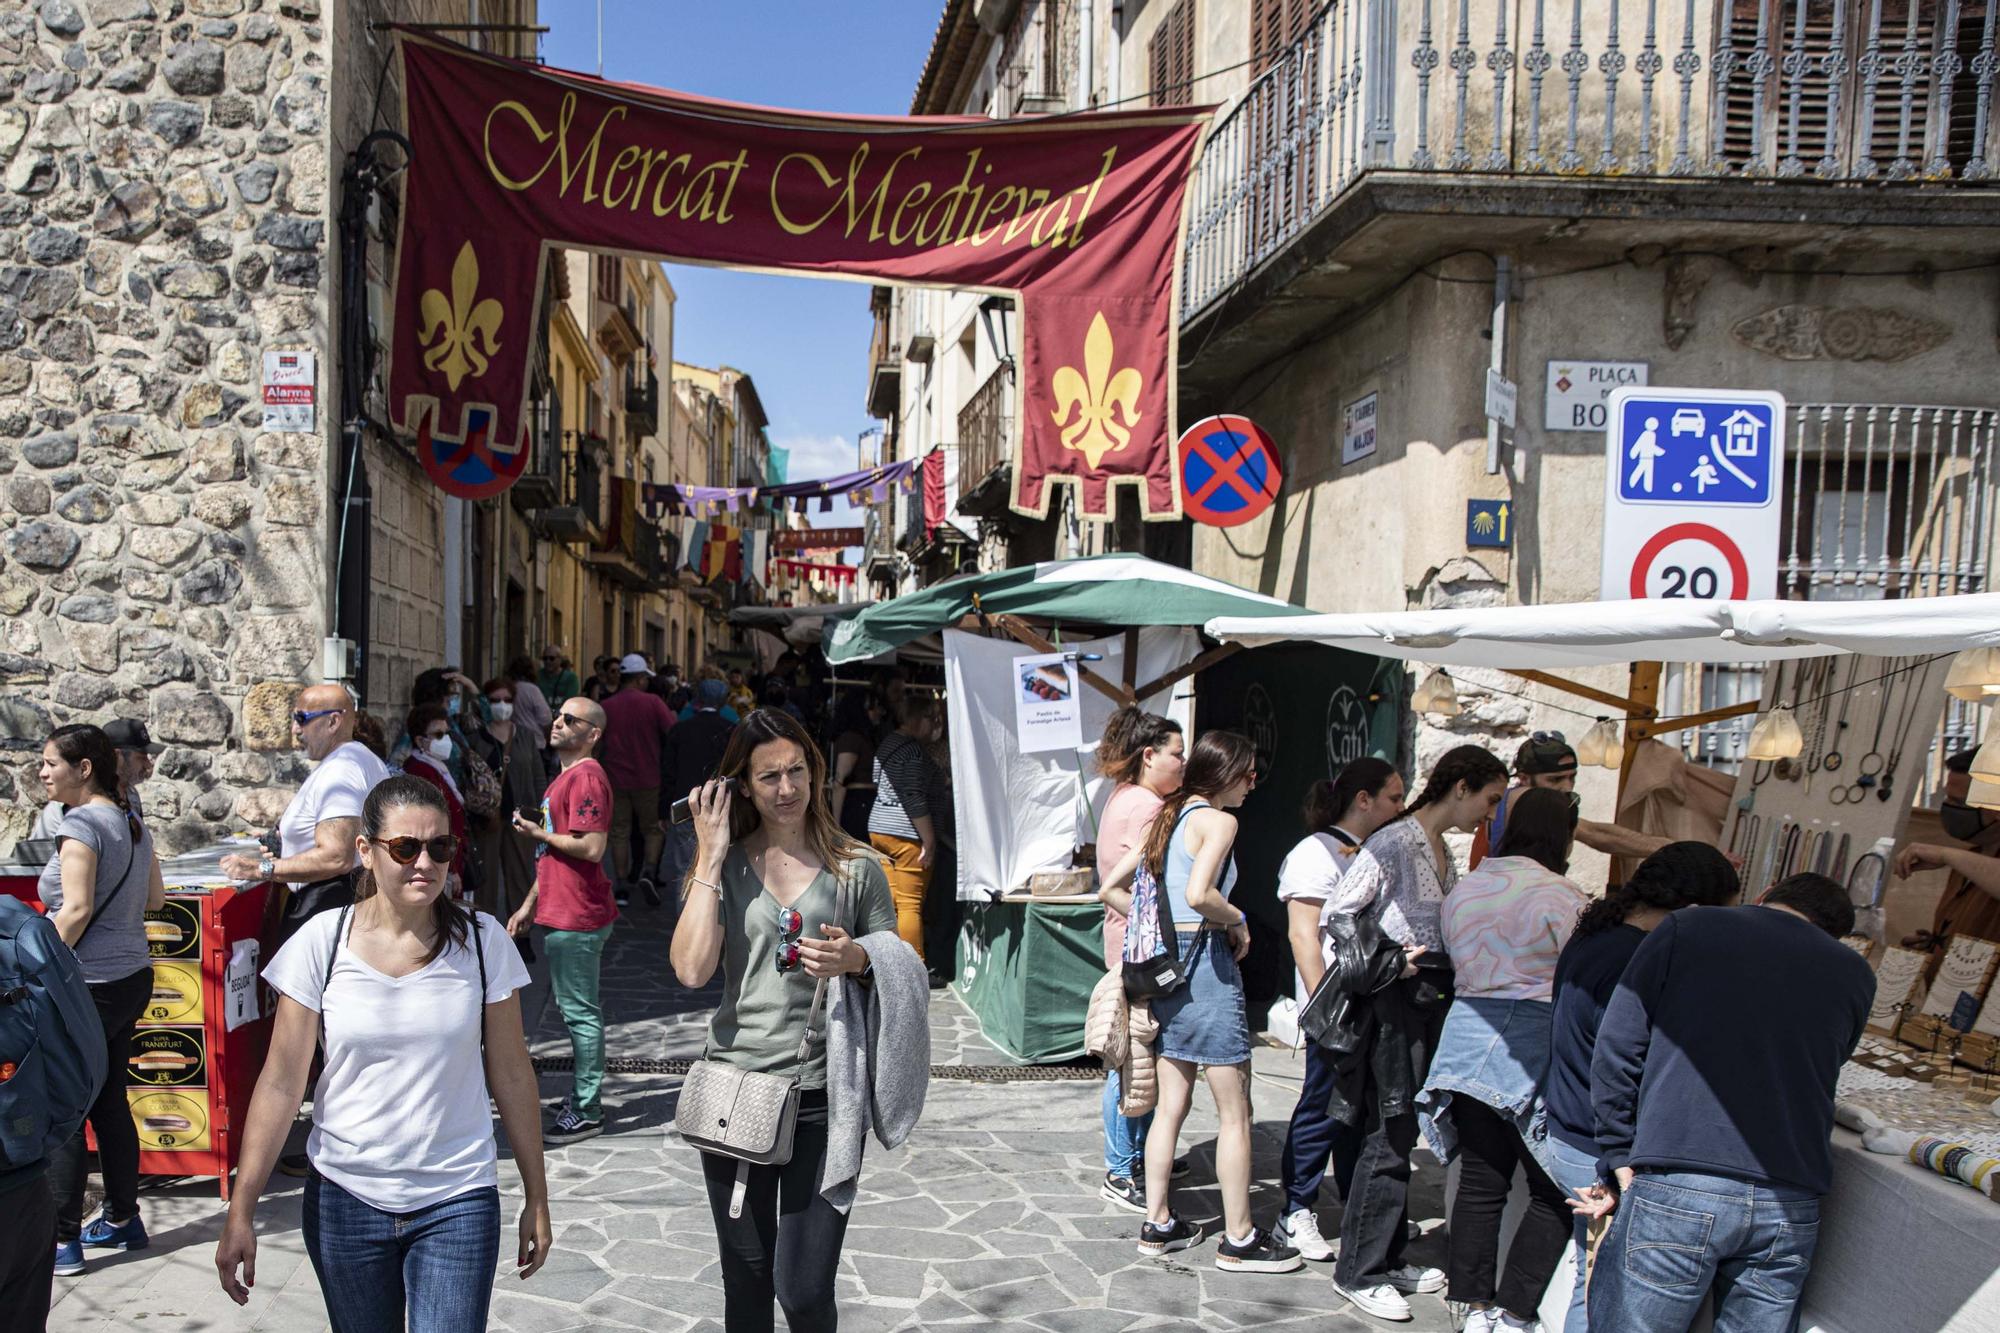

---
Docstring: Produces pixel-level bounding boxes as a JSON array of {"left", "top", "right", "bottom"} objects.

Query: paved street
[{"left": 48, "top": 905, "right": 1452, "bottom": 1332}]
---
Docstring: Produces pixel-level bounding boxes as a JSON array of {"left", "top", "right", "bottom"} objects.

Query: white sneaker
[
  {"left": 1458, "top": 1310, "right": 1500, "bottom": 1333},
  {"left": 1274, "top": 1207, "right": 1336, "bottom": 1262},
  {"left": 1332, "top": 1278, "right": 1413, "bottom": 1321},
  {"left": 1495, "top": 1313, "right": 1543, "bottom": 1333},
  {"left": 1383, "top": 1262, "right": 1446, "bottom": 1294}
]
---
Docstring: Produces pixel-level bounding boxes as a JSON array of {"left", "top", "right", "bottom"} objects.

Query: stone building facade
[{"left": 0, "top": 0, "right": 535, "bottom": 854}]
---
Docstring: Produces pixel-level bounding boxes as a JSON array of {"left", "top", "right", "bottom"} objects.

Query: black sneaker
[
  {"left": 637, "top": 876, "right": 662, "bottom": 907},
  {"left": 1137, "top": 1212, "right": 1201, "bottom": 1257},
  {"left": 614, "top": 886, "right": 632, "bottom": 907},
  {"left": 1171, "top": 1156, "right": 1191, "bottom": 1180},
  {"left": 544, "top": 1106, "right": 603, "bottom": 1145},
  {"left": 1100, "top": 1173, "right": 1146, "bottom": 1214},
  {"left": 276, "top": 1151, "right": 310, "bottom": 1177},
  {"left": 1215, "top": 1227, "right": 1303, "bottom": 1274}
]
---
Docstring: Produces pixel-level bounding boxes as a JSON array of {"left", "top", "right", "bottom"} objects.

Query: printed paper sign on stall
[{"left": 1012, "top": 653, "right": 1083, "bottom": 754}]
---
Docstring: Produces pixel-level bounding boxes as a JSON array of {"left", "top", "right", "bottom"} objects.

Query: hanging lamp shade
[
  {"left": 1970, "top": 714, "right": 2000, "bottom": 785},
  {"left": 1745, "top": 706, "right": 1805, "bottom": 761},
  {"left": 1577, "top": 719, "right": 1623, "bottom": 769},
  {"left": 1943, "top": 648, "right": 2000, "bottom": 701},
  {"left": 1413, "top": 668, "right": 1463, "bottom": 717},
  {"left": 1968, "top": 776, "right": 2000, "bottom": 811}
]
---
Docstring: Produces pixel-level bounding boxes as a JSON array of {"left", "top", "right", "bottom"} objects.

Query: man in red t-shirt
[
  {"left": 599, "top": 653, "right": 677, "bottom": 906},
  {"left": 508, "top": 696, "right": 615, "bottom": 1144}
]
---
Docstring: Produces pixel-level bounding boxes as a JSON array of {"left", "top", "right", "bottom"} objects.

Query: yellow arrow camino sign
[{"left": 1467, "top": 498, "right": 1511, "bottom": 549}]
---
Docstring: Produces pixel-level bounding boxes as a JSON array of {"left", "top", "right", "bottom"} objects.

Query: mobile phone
[{"left": 669, "top": 796, "right": 694, "bottom": 825}]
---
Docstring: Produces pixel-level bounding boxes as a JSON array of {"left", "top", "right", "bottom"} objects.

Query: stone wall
[{"left": 0, "top": 0, "right": 337, "bottom": 854}]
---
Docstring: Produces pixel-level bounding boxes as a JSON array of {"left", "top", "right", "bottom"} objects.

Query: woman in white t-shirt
[
  {"left": 1272, "top": 757, "right": 1404, "bottom": 1264},
  {"left": 215, "top": 775, "right": 551, "bottom": 1331}
]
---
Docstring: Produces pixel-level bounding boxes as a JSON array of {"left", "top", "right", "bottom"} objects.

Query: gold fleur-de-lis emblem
[
  {"left": 417, "top": 241, "right": 505, "bottom": 391},
  {"left": 1050, "top": 311, "right": 1144, "bottom": 468}
]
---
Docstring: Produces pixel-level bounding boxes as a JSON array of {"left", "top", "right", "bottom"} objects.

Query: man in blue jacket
[{"left": 1582, "top": 872, "right": 1874, "bottom": 1333}]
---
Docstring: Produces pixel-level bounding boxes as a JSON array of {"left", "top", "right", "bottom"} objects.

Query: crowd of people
[
  {"left": 20, "top": 672, "right": 2000, "bottom": 1332},
  {"left": 1088, "top": 712, "right": 1886, "bottom": 1332}
]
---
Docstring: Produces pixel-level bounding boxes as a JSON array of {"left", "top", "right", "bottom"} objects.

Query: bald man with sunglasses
[{"left": 507, "top": 698, "right": 617, "bottom": 1145}]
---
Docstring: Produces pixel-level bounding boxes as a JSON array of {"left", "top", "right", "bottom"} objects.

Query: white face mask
[
  {"left": 487, "top": 701, "right": 514, "bottom": 722},
  {"left": 426, "top": 736, "right": 453, "bottom": 761}
]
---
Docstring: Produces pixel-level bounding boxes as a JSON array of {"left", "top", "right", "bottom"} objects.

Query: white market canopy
[{"left": 1202, "top": 593, "right": 2000, "bottom": 670}]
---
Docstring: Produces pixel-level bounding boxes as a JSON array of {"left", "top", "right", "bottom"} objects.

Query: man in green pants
[{"left": 508, "top": 696, "right": 616, "bottom": 1144}]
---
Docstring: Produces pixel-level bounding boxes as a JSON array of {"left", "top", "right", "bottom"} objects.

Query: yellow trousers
[{"left": 869, "top": 832, "right": 930, "bottom": 962}]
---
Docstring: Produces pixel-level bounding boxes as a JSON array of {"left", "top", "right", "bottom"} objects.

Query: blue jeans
[
  {"left": 1101, "top": 1070, "right": 1154, "bottom": 1178},
  {"left": 1590, "top": 1170, "right": 1820, "bottom": 1333},
  {"left": 1543, "top": 1134, "right": 1601, "bottom": 1333},
  {"left": 304, "top": 1173, "right": 500, "bottom": 1333}
]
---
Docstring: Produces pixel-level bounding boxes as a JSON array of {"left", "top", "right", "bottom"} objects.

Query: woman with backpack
[
  {"left": 215, "top": 776, "right": 551, "bottom": 1330},
  {"left": 1089, "top": 705, "right": 1185, "bottom": 1213},
  {"left": 1323, "top": 743, "right": 1509, "bottom": 1323},
  {"left": 1099, "top": 730, "right": 1301, "bottom": 1274},
  {"left": 39, "top": 723, "right": 166, "bottom": 1279}
]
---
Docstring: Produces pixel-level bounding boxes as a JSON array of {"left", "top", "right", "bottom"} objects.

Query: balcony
[
  {"left": 1182, "top": 0, "right": 2000, "bottom": 323},
  {"left": 625, "top": 369, "right": 659, "bottom": 439},
  {"left": 997, "top": 0, "right": 1075, "bottom": 116},
  {"left": 956, "top": 364, "right": 1014, "bottom": 518},
  {"left": 584, "top": 477, "right": 662, "bottom": 588},
  {"left": 511, "top": 398, "right": 560, "bottom": 511},
  {"left": 866, "top": 310, "right": 901, "bottom": 418},
  {"left": 537, "top": 441, "right": 604, "bottom": 544}
]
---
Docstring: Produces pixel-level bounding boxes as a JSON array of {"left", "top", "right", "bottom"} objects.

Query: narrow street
[{"left": 47, "top": 905, "right": 1452, "bottom": 1332}]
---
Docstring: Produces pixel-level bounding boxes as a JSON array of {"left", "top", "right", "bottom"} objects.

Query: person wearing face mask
[
  {"left": 1322, "top": 744, "right": 1509, "bottom": 1323},
  {"left": 398, "top": 704, "right": 471, "bottom": 897},
  {"left": 1894, "top": 747, "right": 2000, "bottom": 951},
  {"left": 473, "top": 677, "right": 548, "bottom": 949}
]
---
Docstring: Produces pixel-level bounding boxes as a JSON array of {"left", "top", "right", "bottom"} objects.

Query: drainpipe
[
  {"left": 1485, "top": 254, "right": 1512, "bottom": 476},
  {"left": 1108, "top": 0, "right": 1122, "bottom": 107},
  {"left": 1079, "top": 0, "right": 1096, "bottom": 107}
]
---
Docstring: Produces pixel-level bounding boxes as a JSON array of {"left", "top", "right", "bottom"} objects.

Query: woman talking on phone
[
  {"left": 670, "top": 709, "right": 923, "bottom": 1333},
  {"left": 215, "top": 776, "right": 550, "bottom": 1331}
]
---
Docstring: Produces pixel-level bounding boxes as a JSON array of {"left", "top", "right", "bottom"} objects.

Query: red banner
[{"left": 388, "top": 35, "right": 1208, "bottom": 517}]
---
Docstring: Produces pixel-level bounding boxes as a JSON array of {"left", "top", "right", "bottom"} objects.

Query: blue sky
[{"left": 539, "top": 0, "right": 945, "bottom": 535}]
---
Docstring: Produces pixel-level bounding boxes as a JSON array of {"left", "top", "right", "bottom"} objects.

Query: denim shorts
[{"left": 1152, "top": 927, "right": 1251, "bottom": 1067}]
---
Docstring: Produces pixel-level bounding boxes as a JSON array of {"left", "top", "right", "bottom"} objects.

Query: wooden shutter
[
  {"left": 1251, "top": 0, "right": 1314, "bottom": 76},
  {"left": 1149, "top": 0, "right": 1196, "bottom": 107}
]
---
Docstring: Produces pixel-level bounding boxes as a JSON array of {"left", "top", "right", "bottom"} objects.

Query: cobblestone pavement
[{"left": 48, "top": 904, "right": 1454, "bottom": 1331}]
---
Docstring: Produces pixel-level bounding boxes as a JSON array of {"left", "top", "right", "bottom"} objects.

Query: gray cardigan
[{"left": 821, "top": 929, "right": 930, "bottom": 1213}]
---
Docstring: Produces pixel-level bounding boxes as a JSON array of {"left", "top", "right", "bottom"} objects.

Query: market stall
[
  {"left": 828, "top": 554, "right": 1358, "bottom": 1061},
  {"left": 2, "top": 840, "right": 277, "bottom": 1200},
  {"left": 1204, "top": 592, "right": 2000, "bottom": 1332}
]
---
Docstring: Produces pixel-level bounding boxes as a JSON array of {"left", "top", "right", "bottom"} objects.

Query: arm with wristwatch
[{"left": 219, "top": 816, "right": 361, "bottom": 886}]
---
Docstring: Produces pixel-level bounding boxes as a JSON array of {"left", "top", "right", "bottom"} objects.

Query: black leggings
[
  {"left": 700, "top": 1093, "right": 849, "bottom": 1333},
  {"left": 1446, "top": 1095, "right": 1572, "bottom": 1319},
  {"left": 50, "top": 965, "right": 153, "bottom": 1242}
]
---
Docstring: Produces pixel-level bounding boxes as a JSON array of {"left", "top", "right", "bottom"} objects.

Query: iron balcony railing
[
  {"left": 1183, "top": 0, "right": 2000, "bottom": 315},
  {"left": 999, "top": 0, "right": 1078, "bottom": 115},
  {"left": 957, "top": 364, "right": 1013, "bottom": 499}
]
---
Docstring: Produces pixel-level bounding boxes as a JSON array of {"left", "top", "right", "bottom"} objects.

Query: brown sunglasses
[{"left": 369, "top": 835, "right": 459, "bottom": 866}]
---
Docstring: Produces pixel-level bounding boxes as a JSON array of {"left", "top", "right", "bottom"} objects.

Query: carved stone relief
[{"left": 1731, "top": 304, "right": 1952, "bottom": 362}]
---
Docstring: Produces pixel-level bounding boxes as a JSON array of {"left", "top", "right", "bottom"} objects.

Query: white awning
[{"left": 1202, "top": 593, "right": 2000, "bottom": 670}]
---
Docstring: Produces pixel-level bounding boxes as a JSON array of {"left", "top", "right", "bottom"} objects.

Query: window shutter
[{"left": 1149, "top": 0, "right": 1196, "bottom": 106}]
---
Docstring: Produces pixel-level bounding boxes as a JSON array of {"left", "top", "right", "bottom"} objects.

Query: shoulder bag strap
[
  {"left": 319, "top": 902, "right": 354, "bottom": 1052},
  {"left": 470, "top": 906, "right": 488, "bottom": 1057}
]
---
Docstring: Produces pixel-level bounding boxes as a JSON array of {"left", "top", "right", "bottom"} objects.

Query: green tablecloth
[{"left": 953, "top": 899, "right": 1105, "bottom": 1063}]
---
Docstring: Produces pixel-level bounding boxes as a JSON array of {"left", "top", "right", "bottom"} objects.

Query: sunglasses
[
  {"left": 293, "top": 707, "right": 344, "bottom": 727},
  {"left": 369, "top": 835, "right": 460, "bottom": 866},
  {"left": 774, "top": 905, "right": 804, "bottom": 975},
  {"left": 554, "top": 713, "right": 596, "bottom": 729},
  {"left": 1531, "top": 729, "right": 1568, "bottom": 745}
]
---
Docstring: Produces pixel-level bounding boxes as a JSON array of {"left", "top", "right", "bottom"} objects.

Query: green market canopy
[{"left": 825, "top": 554, "right": 1312, "bottom": 666}]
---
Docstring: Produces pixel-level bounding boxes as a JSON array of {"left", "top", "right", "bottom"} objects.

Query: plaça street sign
[
  {"left": 1178, "top": 414, "right": 1282, "bottom": 527},
  {"left": 1601, "top": 386, "right": 1785, "bottom": 601},
  {"left": 1545, "top": 359, "right": 1647, "bottom": 432}
]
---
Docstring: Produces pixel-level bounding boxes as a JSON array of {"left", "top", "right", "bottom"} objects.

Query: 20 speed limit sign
[{"left": 1600, "top": 387, "right": 1784, "bottom": 602}]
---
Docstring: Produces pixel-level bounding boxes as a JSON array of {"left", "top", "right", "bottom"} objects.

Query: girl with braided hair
[{"left": 1540, "top": 841, "right": 1740, "bottom": 1333}]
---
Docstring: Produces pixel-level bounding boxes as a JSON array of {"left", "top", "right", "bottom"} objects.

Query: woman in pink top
[
  {"left": 1091, "top": 706, "right": 1183, "bottom": 1212},
  {"left": 1421, "top": 786, "right": 1588, "bottom": 1332}
]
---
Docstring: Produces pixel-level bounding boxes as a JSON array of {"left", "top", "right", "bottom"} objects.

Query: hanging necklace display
[
  {"left": 1798, "top": 658, "right": 1837, "bottom": 792},
  {"left": 1877, "top": 657, "right": 1934, "bottom": 804},
  {"left": 1846, "top": 850, "right": 1888, "bottom": 911},
  {"left": 1821, "top": 656, "right": 1857, "bottom": 773},
  {"left": 1774, "top": 658, "right": 1818, "bottom": 783},
  {"left": 1829, "top": 831, "right": 1851, "bottom": 881},
  {"left": 1838, "top": 658, "right": 1901, "bottom": 804}
]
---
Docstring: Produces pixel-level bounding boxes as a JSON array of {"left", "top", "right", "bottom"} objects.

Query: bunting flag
[
  {"left": 922, "top": 448, "right": 948, "bottom": 540},
  {"left": 700, "top": 523, "right": 742, "bottom": 582},
  {"left": 642, "top": 456, "right": 923, "bottom": 518}
]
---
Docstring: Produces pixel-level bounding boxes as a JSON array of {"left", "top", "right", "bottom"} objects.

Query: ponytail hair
[
  {"left": 1096, "top": 705, "right": 1183, "bottom": 786},
  {"left": 355, "top": 774, "right": 470, "bottom": 966},
  {"left": 1573, "top": 840, "right": 1739, "bottom": 940},
  {"left": 1140, "top": 730, "right": 1256, "bottom": 878},
  {"left": 1404, "top": 744, "right": 1508, "bottom": 816},
  {"left": 47, "top": 723, "right": 142, "bottom": 844},
  {"left": 1303, "top": 757, "right": 1398, "bottom": 833}
]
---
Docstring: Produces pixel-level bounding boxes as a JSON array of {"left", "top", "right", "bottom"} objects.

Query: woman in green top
[{"left": 671, "top": 708, "right": 896, "bottom": 1333}]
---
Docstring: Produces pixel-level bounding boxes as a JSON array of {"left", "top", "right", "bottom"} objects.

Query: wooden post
[{"left": 1617, "top": 660, "right": 1664, "bottom": 807}]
